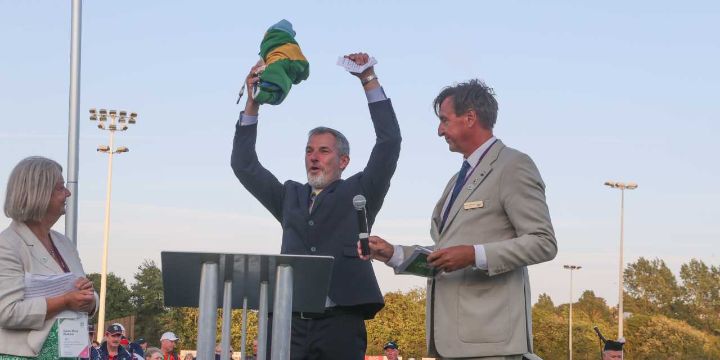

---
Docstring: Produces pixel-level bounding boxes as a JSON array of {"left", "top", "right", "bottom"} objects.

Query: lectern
[{"left": 161, "top": 252, "right": 334, "bottom": 360}]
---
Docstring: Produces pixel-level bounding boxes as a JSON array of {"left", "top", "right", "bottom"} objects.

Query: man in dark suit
[{"left": 231, "top": 52, "right": 401, "bottom": 360}]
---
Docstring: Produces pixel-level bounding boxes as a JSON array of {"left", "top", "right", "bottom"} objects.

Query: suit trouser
[{"left": 267, "top": 311, "right": 367, "bottom": 360}]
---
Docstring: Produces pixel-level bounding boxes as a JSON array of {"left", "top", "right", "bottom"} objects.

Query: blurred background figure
[
  {"left": 144, "top": 347, "right": 163, "bottom": 360},
  {"left": 383, "top": 341, "right": 399, "bottom": 360}
]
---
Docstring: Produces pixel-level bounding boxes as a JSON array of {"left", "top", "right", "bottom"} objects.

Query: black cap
[
  {"left": 604, "top": 339, "right": 624, "bottom": 351},
  {"left": 383, "top": 341, "right": 398, "bottom": 350},
  {"left": 135, "top": 337, "right": 147, "bottom": 344},
  {"left": 106, "top": 324, "right": 123, "bottom": 335}
]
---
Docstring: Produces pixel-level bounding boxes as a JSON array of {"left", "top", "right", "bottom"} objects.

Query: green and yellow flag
[{"left": 255, "top": 19, "right": 309, "bottom": 105}]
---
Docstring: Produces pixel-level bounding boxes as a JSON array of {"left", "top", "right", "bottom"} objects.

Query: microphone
[{"left": 353, "top": 195, "right": 370, "bottom": 256}]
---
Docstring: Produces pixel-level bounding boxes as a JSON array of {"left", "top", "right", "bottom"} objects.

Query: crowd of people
[{"left": 87, "top": 323, "right": 179, "bottom": 360}]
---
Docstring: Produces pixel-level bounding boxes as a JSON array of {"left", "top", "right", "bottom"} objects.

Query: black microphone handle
[{"left": 357, "top": 208, "right": 370, "bottom": 256}]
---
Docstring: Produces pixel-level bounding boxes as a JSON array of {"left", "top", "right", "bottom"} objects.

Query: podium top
[{"left": 161, "top": 251, "right": 334, "bottom": 313}]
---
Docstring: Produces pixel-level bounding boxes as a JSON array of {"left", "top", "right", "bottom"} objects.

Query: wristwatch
[{"left": 361, "top": 74, "right": 378, "bottom": 85}]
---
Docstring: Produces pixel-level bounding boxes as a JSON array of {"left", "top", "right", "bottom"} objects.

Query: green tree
[
  {"left": 535, "top": 293, "right": 556, "bottom": 314},
  {"left": 87, "top": 272, "right": 133, "bottom": 321},
  {"left": 130, "top": 259, "right": 167, "bottom": 343},
  {"left": 680, "top": 259, "right": 720, "bottom": 334},
  {"left": 625, "top": 314, "right": 720, "bottom": 359},
  {"left": 574, "top": 290, "right": 613, "bottom": 325},
  {"left": 365, "top": 288, "right": 426, "bottom": 358},
  {"left": 624, "top": 257, "right": 682, "bottom": 317}
]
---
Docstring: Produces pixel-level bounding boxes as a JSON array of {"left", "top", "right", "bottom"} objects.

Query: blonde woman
[
  {"left": 144, "top": 348, "right": 163, "bottom": 360},
  {"left": 0, "top": 156, "right": 97, "bottom": 358}
]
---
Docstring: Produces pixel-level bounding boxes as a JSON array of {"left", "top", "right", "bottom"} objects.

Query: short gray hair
[
  {"left": 4, "top": 156, "right": 63, "bottom": 222},
  {"left": 307, "top": 127, "right": 350, "bottom": 157}
]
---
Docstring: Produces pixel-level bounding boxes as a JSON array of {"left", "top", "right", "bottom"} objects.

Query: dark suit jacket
[{"left": 231, "top": 99, "right": 401, "bottom": 318}]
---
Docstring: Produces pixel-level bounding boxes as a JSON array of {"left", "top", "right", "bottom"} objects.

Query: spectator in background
[
  {"left": 160, "top": 331, "right": 180, "bottom": 360},
  {"left": 144, "top": 347, "right": 163, "bottom": 360},
  {"left": 130, "top": 337, "right": 147, "bottom": 358},
  {"left": 383, "top": 341, "right": 399, "bottom": 360},
  {"left": 92, "top": 324, "right": 133, "bottom": 360},
  {"left": 602, "top": 339, "right": 625, "bottom": 360}
]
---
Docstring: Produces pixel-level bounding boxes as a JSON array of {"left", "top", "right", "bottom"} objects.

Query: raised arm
[
  {"left": 230, "top": 63, "right": 284, "bottom": 221},
  {"left": 343, "top": 53, "right": 402, "bottom": 215}
]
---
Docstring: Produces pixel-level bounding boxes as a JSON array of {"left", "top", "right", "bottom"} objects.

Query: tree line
[{"left": 92, "top": 257, "right": 720, "bottom": 359}]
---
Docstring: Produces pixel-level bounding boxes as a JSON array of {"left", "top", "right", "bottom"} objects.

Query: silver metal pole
[
  {"left": 257, "top": 281, "right": 269, "bottom": 360},
  {"left": 197, "top": 262, "right": 219, "bottom": 360},
  {"left": 96, "top": 130, "right": 115, "bottom": 343},
  {"left": 241, "top": 297, "right": 248, "bottom": 360},
  {"left": 65, "top": 0, "right": 82, "bottom": 245},
  {"left": 618, "top": 189, "right": 625, "bottom": 339},
  {"left": 271, "top": 265, "right": 293, "bottom": 360},
  {"left": 221, "top": 281, "right": 233, "bottom": 360},
  {"left": 569, "top": 269, "right": 573, "bottom": 360}
]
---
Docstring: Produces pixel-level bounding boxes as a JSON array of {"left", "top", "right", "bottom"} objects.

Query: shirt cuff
[
  {"left": 386, "top": 244, "right": 405, "bottom": 268},
  {"left": 365, "top": 87, "right": 387, "bottom": 103},
  {"left": 238, "top": 112, "right": 258, "bottom": 126},
  {"left": 474, "top": 244, "right": 488, "bottom": 270}
]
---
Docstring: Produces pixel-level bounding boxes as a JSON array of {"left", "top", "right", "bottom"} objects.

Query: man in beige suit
[{"left": 361, "top": 79, "right": 557, "bottom": 359}]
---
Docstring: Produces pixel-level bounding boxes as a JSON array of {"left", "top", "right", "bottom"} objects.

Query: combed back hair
[
  {"left": 4, "top": 156, "right": 63, "bottom": 222},
  {"left": 307, "top": 127, "right": 350, "bottom": 157},
  {"left": 433, "top": 79, "right": 498, "bottom": 130}
]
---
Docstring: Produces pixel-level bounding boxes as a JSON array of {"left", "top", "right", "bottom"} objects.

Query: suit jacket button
[
  {"left": 308, "top": 220, "right": 315, "bottom": 226},
  {"left": 310, "top": 246, "right": 317, "bottom": 252}
]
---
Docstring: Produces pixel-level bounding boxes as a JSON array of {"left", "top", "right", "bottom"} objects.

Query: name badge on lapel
[{"left": 463, "top": 200, "right": 484, "bottom": 210}]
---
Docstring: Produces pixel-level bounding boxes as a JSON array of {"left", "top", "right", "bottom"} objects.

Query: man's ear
[
  {"left": 465, "top": 109, "right": 478, "bottom": 128},
  {"left": 340, "top": 155, "right": 350, "bottom": 170}
]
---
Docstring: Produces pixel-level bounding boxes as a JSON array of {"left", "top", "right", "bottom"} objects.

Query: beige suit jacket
[
  {"left": 0, "top": 221, "right": 95, "bottom": 357},
  {"left": 401, "top": 140, "right": 557, "bottom": 358}
]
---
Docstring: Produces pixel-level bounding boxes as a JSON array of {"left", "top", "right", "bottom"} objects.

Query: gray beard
[{"left": 307, "top": 172, "right": 329, "bottom": 189}]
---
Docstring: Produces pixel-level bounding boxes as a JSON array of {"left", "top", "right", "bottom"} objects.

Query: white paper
[
  {"left": 336, "top": 56, "right": 377, "bottom": 74},
  {"left": 58, "top": 313, "right": 90, "bottom": 357},
  {"left": 23, "top": 272, "right": 77, "bottom": 299}
]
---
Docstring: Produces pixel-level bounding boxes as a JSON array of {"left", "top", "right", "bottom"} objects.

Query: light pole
[
  {"left": 604, "top": 180, "right": 638, "bottom": 339},
  {"left": 564, "top": 264, "right": 581, "bottom": 360},
  {"left": 90, "top": 108, "right": 136, "bottom": 342}
]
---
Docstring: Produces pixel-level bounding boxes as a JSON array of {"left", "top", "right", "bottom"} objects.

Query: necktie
[
  {"left": 309, "top": 191, "right": 317, "bottom": 213},
  {"left": 439, "top": 160, "right": 471, "bottom": 232}
]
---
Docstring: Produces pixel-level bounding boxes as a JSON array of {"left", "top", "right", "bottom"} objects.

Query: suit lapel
[
  {"left": 50, "top": 232, "right": 80, "bottom": 273},
  {"left": 299, "top": 184, "right": 311, "bottom": 217},
  {"left": 309, "top": 179, "right": 341, "bottom": 215},
  {"left": 431, "top": 179, "right": 454, "bottom": 240},
  {"left": 11, "top": 221, "right": 62, "bottom": 273},
  {"left": 440, "top": 141, "right": 505, "bottom": 238}
]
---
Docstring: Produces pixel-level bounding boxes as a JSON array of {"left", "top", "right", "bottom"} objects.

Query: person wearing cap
[
  {"left": 601, "top": 339, "right": 624, "bottom": 360},
  {"left": 232, "top": 51, "right": 400, "bottom": 359},
  {"left": 130, "top": 337, "right": 147, "bottom": 359},
  {"left": 91, "top": 324, "right": 133, "bottom": 360},
  {"left": 383, "top": 341, "right": 399, "bottom": 360},
  {"left": 160, "top": 331, "right": 180, "bottom": 360}
]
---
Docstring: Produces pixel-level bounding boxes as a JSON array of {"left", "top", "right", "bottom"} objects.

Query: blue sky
[{"left": 1, "top": 1, "right": 718, "bottom": 306}]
